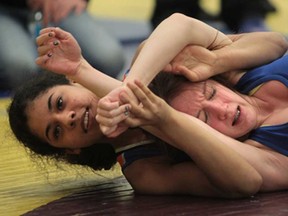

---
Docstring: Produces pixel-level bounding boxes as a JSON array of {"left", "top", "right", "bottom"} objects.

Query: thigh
[
  {"left": 0, "top": 12, "right": 37, "bottom": 64},
  {"left": 59, "top": 11, "right": 125, "bottom": 77},
  {"left": 0, "top": 12, "right": 39, "bottom": 89}
]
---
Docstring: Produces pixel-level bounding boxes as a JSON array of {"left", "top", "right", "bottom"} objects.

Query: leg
[
  {"left": 59, "top": 11, "right": 125, "bottom": 78},
  {"left": 0, "top": 8, "right": 40, "bottom": 91}
]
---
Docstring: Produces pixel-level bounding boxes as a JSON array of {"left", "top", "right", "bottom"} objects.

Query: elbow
[
  {"left": 163, "top": 13, "right": 198, "bottom": 28},
  {"left": 223, "top": 174, "right": 263, "bottom": 199},
  {"left": 166, "top": 13, "right": 190, "bottom": 22},
  {"left": 269, "top": 32, "right": 288, "bottom": 57}
]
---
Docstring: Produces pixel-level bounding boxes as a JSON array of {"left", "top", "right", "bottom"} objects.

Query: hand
[
  {"left": 163, "top": 45, "right": 218, "bottom": 82},
  {"left": 120, "top": 80, "right": 171, "bottom": 128},
  {"left": 96, "top": 85, "right": 136, "bottom": 138},
  {"left": 27, "top": 0, "right": 87, "bottom": 26},
  {"left": 35, "top": 27, "right": 82, "bottom": 76}
]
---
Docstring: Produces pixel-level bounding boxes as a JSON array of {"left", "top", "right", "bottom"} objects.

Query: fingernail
[
  {"left": 124, "top": 106, "right": 130, "bottom": 116},
  {"left": 53, "top": 40, "right": 59, "bottom": 46}
]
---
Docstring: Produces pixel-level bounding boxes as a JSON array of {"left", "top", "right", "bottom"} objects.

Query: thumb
[{"left": 175, "top": 65, "right": 199, "bottom": 82}]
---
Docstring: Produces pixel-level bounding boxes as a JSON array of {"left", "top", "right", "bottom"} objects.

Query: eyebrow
[
  {"left": 45, "top": 93, "right": 54, "bottom": 141},
  {"left": 196, "top": 82, "right": 208, "bottom": 123},
  {"left": 203, "top": 81, "right": 207, "bottom": 95}
]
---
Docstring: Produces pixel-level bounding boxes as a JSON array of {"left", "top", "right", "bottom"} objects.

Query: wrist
[
  {"left": 212, "top": 49, "right": 233, "bottom": 74},
  {"left": 66, "top": 57, "right": 89, "bottom": 82}
]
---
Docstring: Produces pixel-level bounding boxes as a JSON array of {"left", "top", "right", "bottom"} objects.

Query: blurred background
[
  {"left": 0, "top": 0, "right": 287, "bottom": 215},
  {"left": 88, "top": 0, "right": 288, "bottom": 33}
]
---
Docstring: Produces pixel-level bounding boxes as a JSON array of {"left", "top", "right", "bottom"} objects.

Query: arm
[
  {"left": 122, "top": 80, "right": 288, "bottom": 196},
  {"left": 96, "top": 13, "right": 232, "bottom": 136},
  {"left": 124, "top": 13, "right": 231, "bottom": 86},
  {"left": 28, "top": 0, "right": 88, "bottom": 26},
  {"left": 213, "top": 32, "right": 288, "bottom": 84},
  {"left": 121, "top": 80, "right": 262, "bottom": 197},
  {"left": 96, "top": 13, "right": 288, "bottom": 136},
  {"left": 154, "top": 32, "right": 288, "bottom": 83},
  {"left": 219, "top": 32, "right": 288, "bottom": 72},
  {"left": 35, "top": 27, "right": 122, "bottom": 97}
]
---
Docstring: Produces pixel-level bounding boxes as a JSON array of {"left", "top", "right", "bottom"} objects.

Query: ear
[{"left": 65, "top": 148, "right": 81, "bottom": 155}]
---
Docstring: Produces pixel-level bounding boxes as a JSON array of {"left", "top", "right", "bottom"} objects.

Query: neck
[{"left": 244, "top": 94, "right": 274, "bottom": 128}]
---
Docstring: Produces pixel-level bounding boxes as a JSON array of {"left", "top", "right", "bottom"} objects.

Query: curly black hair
[{"left": 8, "top": 72, "right": 116, "bottom": 170}]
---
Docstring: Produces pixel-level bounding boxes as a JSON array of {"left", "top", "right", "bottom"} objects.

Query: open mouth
[
  {"left": 232, "top": 106, "right": 240, "bottom": 126},
  {"left": 83, "top": 108, "right": 89, "bottom": 133}
]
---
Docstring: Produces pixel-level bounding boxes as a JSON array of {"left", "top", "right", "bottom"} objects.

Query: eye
[
  {"left": 205, "top": 84, "right": 216, "bottom": 100},
  {"left": 197, "top": 111, "right": 208, "bottom": 123},
  {"left": 56, "top": 97, "right": 63, "bottom": 110},
  {"left": 208, "top": 87, "right": 216, "bottom": 100},
  {"left": 54, "top": 125, "right": 61, "bottom": 139}
]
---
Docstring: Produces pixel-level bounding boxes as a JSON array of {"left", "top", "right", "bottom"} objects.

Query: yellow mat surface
[{"left": 0, "top": 98, "right": 122, "bottom": 215}]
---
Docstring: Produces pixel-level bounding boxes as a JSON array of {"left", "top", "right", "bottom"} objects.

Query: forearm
[
  {"left": 146, "top": 109, "right": 262, "bottom": 195},
  {"left": 125, "top": 13, "right": 231, "bottom": 86},
  {"left": 213, "top": 32, "right": 288, "bottom": 74},
  {"left": 67, "top": 58, "right": 122, "bottom": 97}
]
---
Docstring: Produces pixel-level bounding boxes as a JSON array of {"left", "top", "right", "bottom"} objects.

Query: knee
[{"left": 0, "top": 58, "right": 39, "bottom": 90}]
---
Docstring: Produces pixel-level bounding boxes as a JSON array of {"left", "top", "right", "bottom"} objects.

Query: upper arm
[
  {"left": 123, "top": 157, "right": 222, "bottom": 197},
  {"left": 123, "top": 157, "right": 251, "bottom": 198},
  {"left": 123, "top": 143, "right": 288, "bottom": 197}
]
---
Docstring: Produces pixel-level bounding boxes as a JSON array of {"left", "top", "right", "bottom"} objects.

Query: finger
[
  {"left": 134, "top": 80, "right": 158, "bottom": 104},
  {"left": 97, "top": 98, "right": 119, "bottom": 109},
  {"left": 123, "top": 117, "right": 141, "bottom": 127},
  {"left": 97, "top": 103, "right": 130, "bottom": 121},
  {"left": 36, "top": 31, "right": 55, "bottom": 46},
  {"left": 37, "top": 40, "right": 59, "bottom": 56},
  {"left": 96, "top": 108, "right": 128, "bottom": 127},
  {"left": 39, "top": 27, "right": 56, "bottom": 35},
  {"left": 100, "top": 124, "right": 117, "bottom": 137},
  {"left": 126, "top": 81, "right": 150, "bottom": 105},
  {"left": 42, "top": 11, "right": 50, "bottom": 27},
  {"left": 35, "top": 55, "right": 50, "bottom": 66},
  {"left": 120, "top": 87, "right": 150, "bottom": 121},
  {"left": 175, "top": 65, "right": 198, "bottom": 81},
  {"left": 53, "top": 27, "right": 71, "bottom": 40},
  {"left": 75, "top": 4, "right": 86, "bottom": 15},
  {"left": 105, "top": 126, "right": 128, "bottom": 138}
]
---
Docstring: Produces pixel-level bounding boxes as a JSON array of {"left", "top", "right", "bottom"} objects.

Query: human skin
[
  {"left": 27, "top": 0, "right": 87, "bottom": 26},
  {"left": 26, "top": 84, "right": 102, "bottom": 149},
  {"left": 33, "top": 13, "right": 288, "bottom": 197}
]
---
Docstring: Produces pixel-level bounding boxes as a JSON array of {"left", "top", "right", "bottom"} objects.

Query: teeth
[
  {"left": 84, "top": 111, "right": 89, "bottom": 131},
  {"left": 232, "top": 106, "right": 240, "bottom": 126}
]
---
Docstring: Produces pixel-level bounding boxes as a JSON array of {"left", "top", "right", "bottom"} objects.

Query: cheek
[
  {"left": 209, "top": 120, "right": 224, "bottom": 131},
  {"left": 170, "top": 102, "right": 198, "bottom": 117},
  {"left": 169, "top": 95, "right": 200, "bottom": 117}
]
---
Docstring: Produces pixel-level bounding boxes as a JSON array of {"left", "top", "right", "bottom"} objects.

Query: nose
[
  {"left": 206, "top": 101, "right": 227, "bottom": 121},
  {"left": 57, "top": 110, "right": 76, "bottom": 129}
]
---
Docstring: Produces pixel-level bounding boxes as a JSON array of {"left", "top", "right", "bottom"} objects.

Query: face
[
  {"left": 169, "top": 80, "right": 258, "bottom": 138},
  {"left": 26, "top": 84, "right": 102, "bottom": 149}
]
